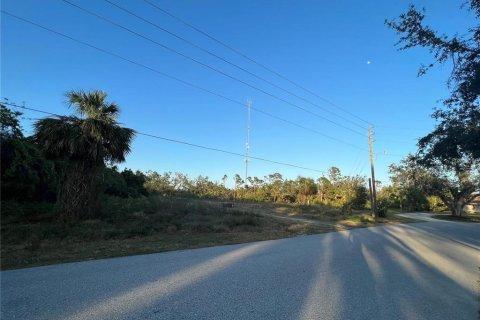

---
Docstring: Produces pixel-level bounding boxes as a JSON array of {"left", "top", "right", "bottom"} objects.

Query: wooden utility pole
[
  {"left": 368, "top": 178, "right": 374, "bottom": 211},
  {"left": 368, "top": 126, "right": 377, "bottom": 218}
]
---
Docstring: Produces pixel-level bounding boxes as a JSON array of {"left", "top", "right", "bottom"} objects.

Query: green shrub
[
  {"left": 41, "top": 224, "right": 67, "bottom": 239},
  {"left": 127, "top": 224, "right": 154, "bottom": 237},
  {"left": 1, "top": 201, "right": 55, "bottom": 223},
  {"left": 377, "top": 198, "right": 390, "bottom": 217},
  {"left": 427, "top": 195, "right": 447, "bottom": 212},
  {"left": 185, "top": 221, "right": 213, "bottom": 233},
  {"left": 341, "top": 203, "right": 353, "bottom": 214},
  {"left": 224, "top": 213, "right": 259, "bottom": 229},
  {"left": 212, "top": 223, "right": 230, "bottom": 233}
]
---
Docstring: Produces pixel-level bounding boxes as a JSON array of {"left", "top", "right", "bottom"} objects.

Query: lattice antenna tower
[{"left": 245, "top": 99, "right": 252, "bottom": 185}]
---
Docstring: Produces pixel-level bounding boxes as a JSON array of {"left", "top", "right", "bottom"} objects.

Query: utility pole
[
  {"left": 368, "top": 126, "right": 377, "bottom": 218},
  {"left": 245, "top": 100, "right": 251, "bottom": 186},
  {"left": 368, "top": 178, "right": 374, "bottom": 211}
]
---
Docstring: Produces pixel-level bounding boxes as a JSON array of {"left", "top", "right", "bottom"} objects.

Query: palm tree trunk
[{"left": 56, "top": 162, "right": 101, "bottom": 221}]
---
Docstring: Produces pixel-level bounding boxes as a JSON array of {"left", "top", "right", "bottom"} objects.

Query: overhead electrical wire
[
  {"left": 1, "top": 10, "right": 367, "bottom": 151},
  {"left": 103, "top": 0, "right": 367, "bottom": 130},
  {"left": 2, "top": 101, "right": 327, "bottom": 174},
  {"left": 143, "top": 0, "right": 372, "bottom": 126},
  {"left": 59, "top": 0, "right": 365, "bottom": 137}
]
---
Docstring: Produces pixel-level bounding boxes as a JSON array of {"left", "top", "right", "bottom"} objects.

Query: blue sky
[{"left": 1, "top": 0, "right": 476, "bottom": 186}]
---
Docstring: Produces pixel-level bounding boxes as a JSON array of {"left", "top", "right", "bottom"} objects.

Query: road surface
[{"left": 1, "top": 213, "right": 479, "bottom": 319}]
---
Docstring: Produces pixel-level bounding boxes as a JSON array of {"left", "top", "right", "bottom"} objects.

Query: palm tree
[{"left": 34, "top": 90, "right": 135, "bottom": 220}]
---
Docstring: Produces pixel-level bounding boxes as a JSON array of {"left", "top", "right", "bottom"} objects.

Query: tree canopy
[
  {"left": 386, "top": 2, "right": 480, "bottom": 215},
  {"left": 386, "top": 2, "right": 480, "bottom": 171},
  {"left": 34, "top": 90, "right": 135, "bottom": 220}
]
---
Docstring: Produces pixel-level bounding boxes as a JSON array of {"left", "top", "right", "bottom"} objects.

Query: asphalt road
[{"left": 2, "top": 213, "right": 479, "bottom": 320}]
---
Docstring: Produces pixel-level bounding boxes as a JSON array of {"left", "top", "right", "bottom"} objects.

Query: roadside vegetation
[
  {"left": 3, "top": 18, "right": 480, "bottom": 270},
  {"left": 1, "top": 96, "right": 414, "bottom": 270},
  {"left": 1, "top": 194, "right": 419, "bottom": 270},
  {"left": 0, "top": 86, "right": 476, "bottom": 270},
  {"left": 1, "top": 197, "right": 332, "bottom": 270}
]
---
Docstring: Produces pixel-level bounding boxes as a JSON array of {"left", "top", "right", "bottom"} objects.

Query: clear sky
[{"left": 1, "top": 0, "right": 476, "bottom": 186}]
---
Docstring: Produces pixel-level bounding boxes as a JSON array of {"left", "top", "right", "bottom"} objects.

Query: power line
[
  {"left": 2, "top": 102, "right": 58, "bottom": 116},
  {"left": 2, "top": 101, "right": 327, "bottom": 174},
  {"left": 253, "top": 108, "right": 367, "bottom": 151},
  {"left": 137, "top": 132, "right": 327, "bottom": 174},
  {"left": 60, "top": 0, "right": 365, "bottom": 136},
  {"left": 376, "top": 138, "right": 418, "bottom": 143},
  {"left": 348, "top": 150, "right": 363, "bottom": 177},
  {"left": 357, "top": 160, "right": 367, "bottom": 176},
  {"left": 380, "top": 152, "right": 407, "bottom": 157},
  {"left": 1, "top": 11, "right": 367, "bottom": 151},
  {"left": 103, "top": 0, "right": 367, "bottom": 130},
  {"left": 143, "top": 0, "right": 372, "bottom": 126},
  {"left": 375, "top": 124, "right": 430, "bottom": 131}
]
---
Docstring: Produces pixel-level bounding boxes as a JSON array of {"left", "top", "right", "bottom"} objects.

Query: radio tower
[{"left": 245, "top": 100, "right": 252, "bottom": 185}]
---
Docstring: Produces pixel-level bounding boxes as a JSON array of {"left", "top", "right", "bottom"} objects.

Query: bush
[
  {"left": 427, "top": 195, "right": 447, "bottom": 212},
  {"left": 1, "top": 137, "right": 58, "bottom": 203},
  {"left": 341, "top": 203, "right": 353, "bottom": 214},
  {"left": 223, "top": 212, "right": 259, "bottom": 229},
  {"left": 351, "top": 186, "right": 368, "bottom": 209},
  {"left": 377, "top": 198, "right": 390, "bottom": 217},
  {"left": 102, "top": 167, "right": 148, "bottom": 198},
  {"left": 185, "top": 221, "right": 213, "bottom": 233},
  {"left": 41, "top": 224, "right": 67, "bottom": 239},
  {"left": 404, "top": 188, "right": 430, "bottom": 211},
  {"left": 1, "top": 201, "right": 55, "bottom": 223},
  {"left": 212, "top": 224, "right": 230, "bottom": 233}
]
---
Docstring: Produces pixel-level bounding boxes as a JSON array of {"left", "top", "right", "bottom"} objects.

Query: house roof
[{"left": 469, "top": 195, "right": 480, "bottom": 204}]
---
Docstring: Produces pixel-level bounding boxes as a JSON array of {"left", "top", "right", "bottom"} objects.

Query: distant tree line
[
  {"left": 2, "top": 84, "right": 476, "bottom": 222},
  {"left": 0, "top": 100, "right": 469, "bottom": 220},
  {"left": 139, "top": 167, "right": 368, "bottom": 210},
  {"left": 1, "top": 101, "right": 369, "bottom": 220}
]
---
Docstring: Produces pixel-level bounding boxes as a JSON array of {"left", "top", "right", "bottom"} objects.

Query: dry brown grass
[
  {"left": 1, "top": 197, "right": 416, "bottom": 270},
  {"left": 1, "top": 198, "right": 332, "bottom": 270}
]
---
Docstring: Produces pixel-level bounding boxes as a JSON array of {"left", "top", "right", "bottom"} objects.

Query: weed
[{"left": 1, "top": 197, "right": 414, "bottom": 269}]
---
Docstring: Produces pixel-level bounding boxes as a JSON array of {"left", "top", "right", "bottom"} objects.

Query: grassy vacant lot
[
  {"left": 232, "top": 202, "right": 415, "bottom": 228},
  {"left": 1, "top": 197, "right": 415, "bottom": 270}
]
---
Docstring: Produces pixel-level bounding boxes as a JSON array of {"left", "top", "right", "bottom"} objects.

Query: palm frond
[
  {"left": 66, "top": 89, "right": 108, "bottom": 119},
  {"left": 37, "top": 90, "right": 134, "bottom": 165},
  {"left": 104, "top": 126, "right": 136, "bottom": 163}
]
